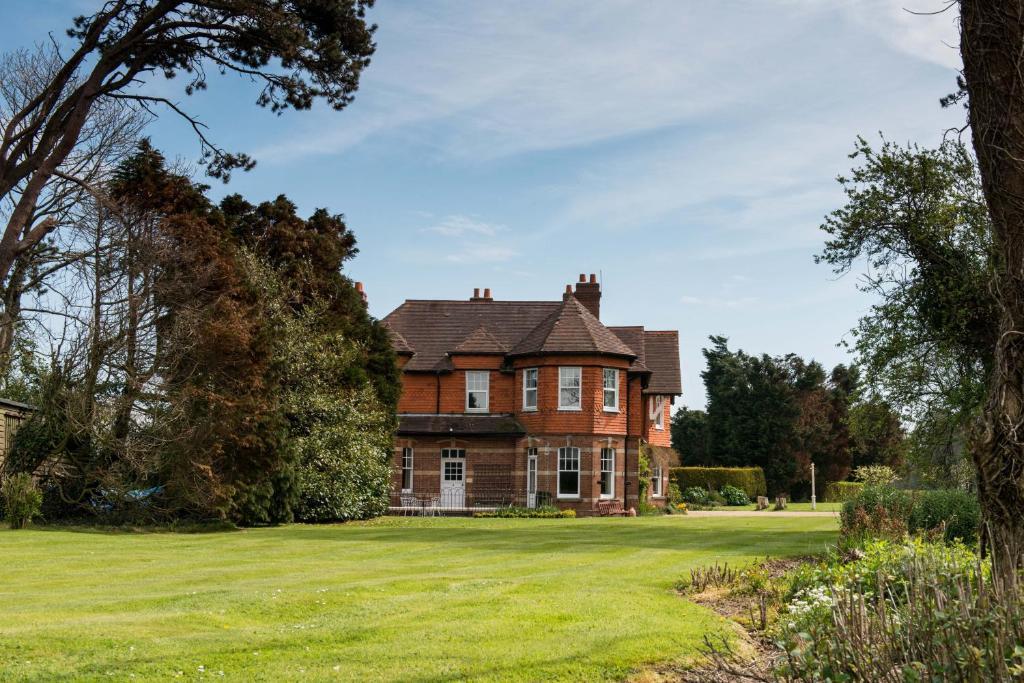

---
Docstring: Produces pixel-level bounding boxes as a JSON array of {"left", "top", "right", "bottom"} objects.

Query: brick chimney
[
  {"left": 470, "top": 287, "right": 494, "bottom": 302},
  {"left": 355, "top": 281, "right": 367, "bottom": 305},
  {"left": 574, "top": 273, "right": 601, "bottom": 318}
]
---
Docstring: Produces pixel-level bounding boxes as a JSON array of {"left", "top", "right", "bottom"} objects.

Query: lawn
[{"left": 0, "top": 515, "right": 837, "bottom": 682}]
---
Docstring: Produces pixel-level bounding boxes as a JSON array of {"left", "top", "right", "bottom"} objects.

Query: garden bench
[{"left": 595, "top": 500, "right": 627, "bottom": 517}]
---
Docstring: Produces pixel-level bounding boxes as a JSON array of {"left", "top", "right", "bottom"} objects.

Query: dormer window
[
  {"left": 466, "top": 371, "right": 489, "bottom": 412},
  {"left": 603, "top": 368, "right": 619, "bottom": 412},
  {"left": 558, "top": 367, "right": 582, "bottom": 410}
]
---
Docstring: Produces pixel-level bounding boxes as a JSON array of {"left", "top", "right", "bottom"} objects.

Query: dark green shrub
[
  {"left": 669, "top": 467, "right": 767, "bottom": 499},
  {"left": 719, "top": 485, "right": 749, "bottom": 506},
  {"left": 840, "top": 486, "right": 914, "bottom": 543},
  {"left": 682, "top": 486, "right": 711, "bottom": 505},
  {"left": 2, "top": 473, "right": 42, "bottom": 529},
  {"left": 824, "top": 481, "right": 864, "bottom": 503},
  {"left": 909, "top": 489, "right": 980, "bottom": 544}
]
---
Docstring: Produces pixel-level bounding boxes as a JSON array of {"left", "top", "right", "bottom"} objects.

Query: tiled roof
[
  {"left": 452, "top": 325, "right": 508, "bottom": 354},
  {"left": 382, "top": 300, "right": 559, "bottom": 371},
  {"left": 642, "top": 330, "right": 682, "bottom": 394},
  {"left": 381, "top": 322, "right": 414, "bottom": 355},
  {"left": 382, "top": 294, "right": 681, "bottom": 396},
  {"left": 397, "top": 414, "right": 526, "bottom": 436},
  {"left": 608, "top": 326, "right": 650, "bottom": 372},
  {"left": 508, "top": 296, "right": 635, "bottom": 358}
]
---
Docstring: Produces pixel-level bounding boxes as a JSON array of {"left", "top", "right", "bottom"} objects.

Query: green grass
[{"left": 0, "top": 515, "right": 837, "bottom": 682}]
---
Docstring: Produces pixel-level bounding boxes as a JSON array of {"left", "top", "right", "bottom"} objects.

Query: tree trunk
[{"left": 960, "top": 0, "right": 1024, "bottom": 577}]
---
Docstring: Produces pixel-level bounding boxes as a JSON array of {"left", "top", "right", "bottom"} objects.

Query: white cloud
[
  {"left": 445, "top": 245, "right": 517, "bottom": 264},
  {"left": 425, "top": 214, "right": 503, "bottom": 238}
]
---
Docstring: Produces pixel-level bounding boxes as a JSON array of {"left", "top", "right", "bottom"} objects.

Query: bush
[
  {"left": 824, "top": 481, "right": 864, "bottom": 503},
  {"left": 852, "top": 464, "right": 898, "bottom": 488},
  {"left": 909, "top": 489, "right": 981, "bottom": 544},
  {"left": 775, "top": 540, "right": 1019, "bottom": 682},
  {"left": 719, "top": 484, "right": 749, "bottom": 506},
  {"left": 682, "top": 486, "right": 711, "bottom": 505},
  {"left": 2, "top": 473, "right": 42, "bottom": 529},
  {"left": 473, "top": 505, "right": 575, "bottom": 519},
  {"left": 840, "top": 485, "right": 914, "bottom": 543},
  {"left": 670, "top": 467, "right": 767, "bottom": 499}
]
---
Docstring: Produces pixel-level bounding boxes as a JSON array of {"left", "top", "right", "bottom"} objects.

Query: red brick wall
[
  {"left": 392, "top": 435, "right": 640, "bottom": 515},
  {"left": 642, "top": 395, "right": 672, "bottom": 446},
  {"left": 511, "top": 355, "right": 630, "bottom": 436}
]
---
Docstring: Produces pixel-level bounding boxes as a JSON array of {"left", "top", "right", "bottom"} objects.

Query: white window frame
[
  {"left": 602, "top": 368, "right": 619, "bottom": 412},
  {"left": 526, "top": 447, "right": 538, "bottom": 508},
  {"left": 557, "top": 446, "right": 580, "bottom": 498},
  {"left": 599, "top": 447, "right": 615, "bottom": 499},
  {"left": 522, "top": 368, "right": 538, "bottom": 411},
  {"left": 465, "top": 371, "right": 489, "bottom": 413},
  {"left": 650, "top": 396, "right": 665, "bottom": 430},
  {"left": 558, "top": 366, "right": 582, "bottom": 411},
  {"left": 400, "top": 447, "right": 414, "bottom": 492},
  {"left": 651, "top": 465, "right": 664, "bottom": 497}
]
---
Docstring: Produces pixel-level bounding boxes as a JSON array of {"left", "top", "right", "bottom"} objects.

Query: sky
[{"left": 3, "top": 1, "right": 965, "bottom": 408}]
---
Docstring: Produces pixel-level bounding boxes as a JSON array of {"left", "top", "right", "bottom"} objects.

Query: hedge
[
  {"left": 825, "top": 481, "right": 864, "bottom": 503},
  {"left": 669, "top": 467, "right": 766, "bottom": 499}
]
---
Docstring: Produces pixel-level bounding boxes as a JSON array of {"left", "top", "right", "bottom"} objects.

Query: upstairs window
[
  {"left": 650, "top": 396, "right": 665, "bottom": 430},
  {"left": 523, "top": 368, "right": 538, "bottom": 411},
  {"left": 558, "top": 447, "right": 580, "bottom": 497},
  {"left": 401, "top": 447, "right": 414, "bottom": 492},
  {"left": 559, "top": 367, "right": 582, "bottom": 410},
  {"left": 603, "top": 369, "right": 619, "bottom": 411},
  {"left": 466, "top": 371, "right": 489, "bottom": 412}
]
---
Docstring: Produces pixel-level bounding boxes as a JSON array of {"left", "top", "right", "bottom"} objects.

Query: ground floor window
[
  {"left": 401, "top": 447, "right": 414, "bottom": 491},
  {"left": 599, "top": 447, "right": 614, "bottom": 498},
  {"left": 558, "top": 447, "right": 580, "bottom": 498},
  {"left": 650, "top": 465, "right": 663, "bottom": 497}
]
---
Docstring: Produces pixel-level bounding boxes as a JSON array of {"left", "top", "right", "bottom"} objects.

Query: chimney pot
[
  {"left": 590, "top": 273, "right": 597, "bottom": 284},
  {"left": 579, "top": 273, "right": 586, "bottom": 282},
  {"left": 483, "top": 288, "right": 492, "bottom": 300},
  {"left": 355, "top": 281, "right": 367, "bottom": 304},
  {"left": 565, "top": 284, "right": 572, "bottom": 294},
  {"left": 473, "top": 287, "right": 480, "bottom": 299}
]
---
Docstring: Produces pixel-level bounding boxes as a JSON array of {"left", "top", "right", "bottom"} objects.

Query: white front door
[
  {"left": 440, "top": 450, "right": 466, "bottom": 508},
  {"left": 526, "top": 451, "right": 538, "bottom": 508}
]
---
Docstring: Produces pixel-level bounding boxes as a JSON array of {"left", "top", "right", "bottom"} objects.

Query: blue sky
[{"left": 5, "top": 1, "right": 964, "bottom": 407}]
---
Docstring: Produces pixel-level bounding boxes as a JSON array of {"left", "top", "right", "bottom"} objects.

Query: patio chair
[{"left": 400, "top": 493, "right": 418, "bottom": 516}]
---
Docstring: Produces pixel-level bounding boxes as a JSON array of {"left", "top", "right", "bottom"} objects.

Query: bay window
[
  {"left": 603, "top": 368, "right": 619, "bottom": 411},
  {"left": 557, "top": 447, "right": 580, "bottom": 497},
  {"left": 558, "top": 367, "right": 582, "bottom": 410},
  {"left": 600, "top": 447, "right": 615, "bottom": 498}
]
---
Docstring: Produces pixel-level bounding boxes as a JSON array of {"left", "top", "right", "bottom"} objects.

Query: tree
[
  {"left": 849, "top": 396, "right": 907, "bottom": 471},
  {"left": 817, "top": 137, "right": 994, "bottom": 426},
  {"left": 958, "top": 0, "right": 1024, "bottom": 572},
  {"left": 0, "top": 0, "right": 376, "bottom": 296},
  {"left": 817, "top": 137, "right": 993, "bottom": 498},
  {"left": 670, "top": 407, "right": 708, "bottom": 466}
]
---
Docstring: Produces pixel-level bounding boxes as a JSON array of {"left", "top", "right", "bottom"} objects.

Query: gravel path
[{"left": 684, "top": 510, "right": 837, "bottom": 517}]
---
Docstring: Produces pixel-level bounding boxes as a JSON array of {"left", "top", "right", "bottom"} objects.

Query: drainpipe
[{"left": 435, "top": 371, "right": 442, "bottom": 413}]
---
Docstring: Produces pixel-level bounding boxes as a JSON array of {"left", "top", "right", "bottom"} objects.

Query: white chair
[{"left": 400, "top": 493, "right": 417, "bottom": 516}]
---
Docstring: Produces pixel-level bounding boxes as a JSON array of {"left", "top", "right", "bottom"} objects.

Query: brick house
[{"left": 381, "top": 274, "right": 682, "bottom": 514}]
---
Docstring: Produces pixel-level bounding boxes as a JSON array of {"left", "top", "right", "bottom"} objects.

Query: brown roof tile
[
  {"left": 642, "top": 330, "right": 682, "bottom": 394},
  {"left": 508, "top": 296, "right": 635, "bottom": 358},
  {"left": 452, "top": 325, "right": 508, "bottom": 354},
  {"left": 382, "top": 300, "right": 559, "bottom": 371}
]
